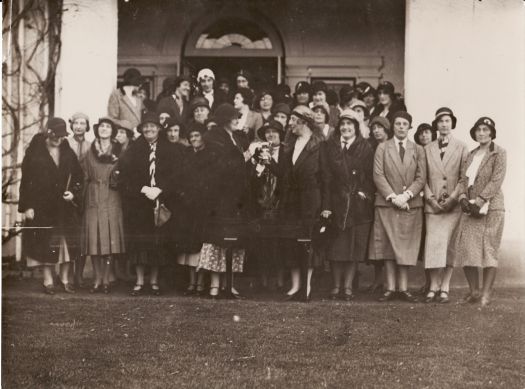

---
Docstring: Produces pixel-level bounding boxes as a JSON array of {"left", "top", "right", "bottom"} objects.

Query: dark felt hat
[
  {"left": 189, "top": 96, "right": 210, "bottom": 113},
  {"left": 46, "top": 117, "right": 68, "bottom": 137},
  {"left": 214, "top": 103, "right": 241, "bottom": 127},
  {"left": 312, "top": 81, "right": 328, "bottom": 95},
  {"left": 93, "top": 117, "right": 117, "bottom": 138},
  {"left": 432, "top": 107, "right": 457, "bottom": 130},
  {"left": 377, "top": 81, "right": 395, "bottom": 96},
  {"left": 174, "top": 75, "right": 192, "bottom": 89},
  {"left": 122, "top": 68, "right": 142, "bottom": 87},
  {"left": 414, "top": 123, "right": 437, "bottom": 145},
  {"left": 186, "top": 121, "right": 207, "bottom": 139},
  {"left": 138, "top": 112, "right": 162, "bottom": 133},
  {"left": 257, "top": 119, "right": 285, "bottom": 141},
  {"left": 294, "top": 81, "right": 311, "bottom": 95},
  {"left": 117, "top": 119, "right": 134, "bottom": 138},
  {"left": 272, "top": 102, "right": 291, "bottom": 117},
  {"left": 470, "top": 116, "right": 496, "bottom": 141}
]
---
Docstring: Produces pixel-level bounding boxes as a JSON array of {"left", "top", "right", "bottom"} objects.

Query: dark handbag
[{"left": 154, "top": 201, "right": 172, "bottom": 227}]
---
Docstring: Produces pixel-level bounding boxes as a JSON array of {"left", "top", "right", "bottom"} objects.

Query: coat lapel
[
  {"left": 386, "top": 139, "right": 405, "bottom": 182},
  {"left": 441, "top": 137, "right": 458, "bottom": 169},
  {"left": 121, "top": 93, "right": 142, "bottom": 122},
  {"left": 429, "top": 141, "right": 446, "bottom": 176},
  {"left": 293, "top": 136, "right": 319, "bottom": 170}
]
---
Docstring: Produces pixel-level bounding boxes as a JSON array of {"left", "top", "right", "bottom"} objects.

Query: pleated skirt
[{"left": 82, "top": 207, "right": 125, "bottom": 256}]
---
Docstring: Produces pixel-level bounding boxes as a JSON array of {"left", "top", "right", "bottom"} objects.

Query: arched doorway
[{"left": 181, "top": 10, "right": 285, "bottom": 92}]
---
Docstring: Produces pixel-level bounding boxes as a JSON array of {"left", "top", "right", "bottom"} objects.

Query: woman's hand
[
  {"left": 321, "top": 210, "right": 332, "bottom": 218},
  {"left": 357, "top": 191, "right": 367, "bottom": 200},
  {"left": 429, "top": 198, "right": 443, "bottom": 213},
  {"left": 24, "top": 209, "right": 35, "bottom": 220},
  {"left": 63, "top": 191, "right": 74, "bottom": 202}
]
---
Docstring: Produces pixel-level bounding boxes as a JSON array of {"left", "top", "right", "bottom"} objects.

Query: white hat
[{"left": 197, "top": 68, "right": 215, "bottom": 81}]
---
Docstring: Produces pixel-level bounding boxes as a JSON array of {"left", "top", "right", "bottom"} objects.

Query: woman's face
[
  {"left": 142, "top": 122, "right": 160, "bottom": 142},
  {"left": 137, "top": 88, "right": 148, "bottom": 100},
  {"left": 353, "top": 107, "right": 366, "bottom": 121},
  {"left": 189, "top": 131, "right": 204, "bottom": 149},
  {"left": 193, "top": 106, "right": 210, "bottom": 124},
  {"left": 159, "top": 113, "right": 171, "bottom": 126},
  {"left": 219, "top": 82, "right": 230, "bottom": 95},
  {"left": 72, "top": 118, "right": 88, "bottom": 136},
  {"left": 475, "top": 124, "right": 493, "bottom": 145},
  {"left": 273, "top": 112, "right": 288, "bottom": 128},
  {"left": 225, "top": 118, "right": 239, "bottom": 131},
  {"left": 437, "top": 115, "right": 453, "bottom": 136},
  {"left": 200, "top": 77, "right": 214, "bottom": 93},
  {"left": 296, "top": 92, "right": 310, "bottom": 105},
  {"left": 264, "top": 128, "right": 281, "bottom": 146},
  {"left": 378, "top": 91, "right": 392, "bottom": 106},
  {"left": 372, "top": 123, "right": 388, "bottom": 142},
  {"left": 259, "top": 94, "right": 273, "bottom": 111},
  {"left": 177, "top": 81, "right": 191, "bottom": 98},
  {"left": 313, "top": 107, "right": 326, "bottom": 125},
  {"left": 97, "top": 122, "right": 113, "bottom": 140},
  {"left": 236, "top": 76, "right": 249, "bottom": 89},
  {"left": 47, "top": 133, "right": 66, "bottom": 147},
  {"left": 363, "top": 94, "right": 376, "bottom": 108},
  {"left": 339, "top": 118, "right": 356, "bottom": 140},
  {"left": 115, "top": 129, "right": 130, "bottom": 145},
  {"left": 233, "top": 93, "right": 245, "bottom": 110},
  {"left": 289, "top": 114, "right": 302, "bottom": 135},
  {"left": 418, "top": 129, "right": 433, "bottom": 146},
  {"left": 393, "top": 118, "right": 410, "bottom": 140},
  {"left": 312, "top": 91, "right": 326, "bottom": 105},
  {"left": 166, "top": 125, "right": 180, "bottom": 143}
]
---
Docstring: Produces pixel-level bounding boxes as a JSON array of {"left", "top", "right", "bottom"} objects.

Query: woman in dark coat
[
  {"left": 197, "top": 103, "right": 250, "bottom": 298},
  {"left": 369, "top": 81, "right": 407, "bottom": 126},
  {"left": 19, "top": 118, "right": 83, "bottom": 294},
  {"left": 174, "top": 122, "right": 219, "bottom": 296},
  {"left": 118, "top": 112, "right": 184, "bottom": 295},
  {"left": 81, "top": 117, "right": 125, "bottom": 294},
  {"left": 280, "top": 105, "right": 325, "bottom": 301},
  {"left": 321, "top": 109, "right": 375, "bottom": 301},
  {"left": 456, "top": 117, "right": 506, "bottom": 307},
  {"left": 249, "top": 120, "right": 287, "bottom": 290}
]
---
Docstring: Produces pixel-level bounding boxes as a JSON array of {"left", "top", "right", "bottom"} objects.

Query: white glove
[
  {"left": 357, "top": 191, "right": 367, "bottom": 200},
  {"left": 25, "top": 209, "right": 35, "bottom": 220},
  {"left": 63, "top": 191, "right": 74, "bottom": 202}
]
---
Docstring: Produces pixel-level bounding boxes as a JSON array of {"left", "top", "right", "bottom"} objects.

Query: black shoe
[
  {"left": 281, "top": 292, "right": 299, "bottom": 301},
  {"left": 130, "top": 284, "right": 144, "bottom": 296},
  {"left": 424, "top": 290, "right": 438, "bottom": 303},
  {"left": 378, "top": 290, "right": 396, "bottom": 302},
  {"left": 63, "top": 283, "right": 76, "bottom": 294},
  {"left": 329, "top": 288, "right": 340, "bottom": 300},
  {"left": 437, "top": 291, "right": 450, "bottom": 304},
  {"left": 151, "top": 284, "right": 161, "bottom": 296},
  {"left": 43, "top": 284, "right": 55, "bottom": 295},
  {"left": 103, "top": 285, "right": 111, "bottom": 294},
  {"left": 398, "top": 290, "right": 418, "bottom": 303}
]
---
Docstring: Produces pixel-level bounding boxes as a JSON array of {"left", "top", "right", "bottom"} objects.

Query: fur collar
[{"left": 91, "top": 139, "right": 121, "bottom": 163}]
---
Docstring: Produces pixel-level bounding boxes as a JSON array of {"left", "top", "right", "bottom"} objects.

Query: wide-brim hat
[
  {"left": 470, "top": 116, "right": 496, "bottom": 141},
  {"left": 337, "top": 109, "right": 361, "bottom": 136},
  {"left": 214, "top": 103, "right": 241, "bottom": 127},
  {"left": 414, "top": 123, "right": 437, "bottom": 145},
  {"left": 138, "top": 112, "right": 162, "bottom": 133},
  {"left": 46, "top": 117, "right": 68, "bottom": 137},
  {"left": 291, "top": 105, "right": 315, "bottom": 126},
  {"left": 432, "top": 107, "right": 457, "bottom": 130},
  {"left": 257, "top": 119, "right": 285, "bottom": 141}
]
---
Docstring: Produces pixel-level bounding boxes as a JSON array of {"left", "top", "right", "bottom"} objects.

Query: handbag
[{"left": 154, "top": 200, "right": 172, "bottom": 227}]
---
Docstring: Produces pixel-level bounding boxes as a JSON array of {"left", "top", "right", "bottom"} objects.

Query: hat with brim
[
  {"left": 470, "top": 116, "right": 496, "bottom": 141},
  {"left": 272, "top": 102, "right": 291, "bottom": 117},
  {"left": 117, "top": 119, "right": 134, "bottom": 138},
  {"left": 312, "top": 102, "right": 330, "bottom": 123},
  {"left": 414, "top": 123, "right": 437, "bottom": 146},
  {"left": 137, "top": 112, "right": 162, "bottom": 133},
  {"left": 257, "top": 119, "right": 285, "bottom": 141},
  {"left": 291, "top": 105, "right": 315, "bottom": 127},
  {"left": 214, "top": 103, "right": 241, "bottom": 127},
  {"left": 189, "top": 96, "right": 210, "bottom": 113},
  {"left": 46, "top": 117, "right": 68, "bottom": 137},
  {"left": 432, "top": 107, "right": 457, "bottom": 130},
  {"left": 93, "top": 117, "right": 117, "bottom": 138},
  {"left": 392, "top": 111, "right": 413, "bottom": 127},
  {"left": 186, "top": 121, "right": 207, "bottom": 140},
  {"left": 337, "top": 109, "right": 361, "bottom": 137}
]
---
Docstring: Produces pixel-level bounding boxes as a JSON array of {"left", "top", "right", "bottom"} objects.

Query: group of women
[{"left": 19, "top": 67, "right": 506, "bottom": 307}]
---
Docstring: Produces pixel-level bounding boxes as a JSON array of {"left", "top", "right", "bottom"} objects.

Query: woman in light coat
[
  {"left": 422, "top": 108, "right": 469, "bottom": 303},
  {"left": 370, "top": 111, "right": 426, "bottom": 302},
  {"left": 456, "top": 117, "right": 506, "bottom": 307}
]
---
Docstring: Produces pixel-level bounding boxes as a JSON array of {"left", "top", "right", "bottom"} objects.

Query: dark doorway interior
[{"left": 183, "top": 57, "right": 278, "bottom": 93}]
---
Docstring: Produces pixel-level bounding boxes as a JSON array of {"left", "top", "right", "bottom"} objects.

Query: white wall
[
  {"left": 55, "top": 0, "right": 118, "bottom": 141},
  {"left": 405, "top": 0, "right": 525, "bottom": 285}
]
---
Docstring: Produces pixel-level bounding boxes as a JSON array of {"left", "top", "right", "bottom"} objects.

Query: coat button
[{"left": 443, "top": 177, "right": 447, "bottom": 180}]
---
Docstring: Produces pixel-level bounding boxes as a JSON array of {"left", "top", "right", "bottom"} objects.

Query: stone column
[
  {"left": 404, "top": 0, "right": 525, "bottom": 285},
  {"left": 54, "top": 0, "right": 118, "bottom": 140}
]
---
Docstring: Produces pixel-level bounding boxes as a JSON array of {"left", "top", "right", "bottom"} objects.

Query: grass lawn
[{"left": 2, "top": 279, "right": 524, "bottom": 388}]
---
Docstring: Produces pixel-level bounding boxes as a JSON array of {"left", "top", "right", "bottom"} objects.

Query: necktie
[
  {"left": 342, "top": 141, "right": 348, "bottom": 150},
  {"left": 149, "top": 142, "right": 157, "bottom": 186},
  {"left": 399, "top": 141, "right": 405, "bottom": 162},
  {"left": 439, "top": 139, "right": 448, "bottom": 160}
]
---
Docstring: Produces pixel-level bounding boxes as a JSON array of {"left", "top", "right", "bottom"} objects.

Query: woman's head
[
  {"left": 377, "top": 81, "right": 395, "bottom": 106},
  {"left": 470, "top": 117, "right": 496, "bottom": 144},
  {"left": 197, "top": 68, "right": 215, "bottom": 93},
  {"left": 257, "top": 120, "right": 284, "bottom": 146},
  {"left": 159, "top": 111, "right": 172, "bottom": 127},
  {"left": 45, "top": 117, "right": 68, "bottom": 147},
  {"left": 294, "top": 81, "right": 311, "bottom": 105},
  {"left": 337, "top": 109, "right": 361, "bottom": 140},
  {"left": 186, "top": 122, "right": 206, "bottom": 150},
  {"left": 164, "top": 118, "right": 183, "bottom": 143},
  {"left": 290, "top": 105, "right": 315, "bottom": 136},
  {"left": 189, "top": 97, "right": 211, "bottom": 124},
  {"left": 311, "top": 81, "right": 328, "bottom": 105},
  {"left": 233, "top": 88, "right": 254, "bottom": 110},
  {"left": 369, "top": 116, "right": 392, "bottom": 142},
  {"left": 235, "top": 70, "right": 251, "bottom": 89},
  {"left": 115, "top": 121, "right": 133, "bottom": 145},
  {"left": 392, "top": 111, "right": 412, "bottom": 140},
  {"left": 272, "top": 102, "right": 291, "bottom": 128},
  {"left": 138, "top": 112, "right": 162, "bottom": 142},
  {"left": 432, "top": 107, "right": 457, "bottom": 137},
  {"left": 69, "top": 112, "right": 90, "bottom": 136},
  {"left": 215, "top": 103, "right": 240, "bottom": 130},
  {"left": 350, "top": 100, "right": 369, "bottom": 121},
  {"left": 414, "top": 123, "right": 436, "bottom": 146},
  {"left": 258, "top": 91, "right": 274, "bottom": 112},
  {"left": 312, "top": 103, "right": 330, "bottom": 125},
  {"left": 94, "top": 117, "right": 117, "bottom": 139}
]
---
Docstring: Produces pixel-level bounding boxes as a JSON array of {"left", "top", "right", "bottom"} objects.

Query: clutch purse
[{"left": 154, "top": 201, "right": 172, "bottom": 227}]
